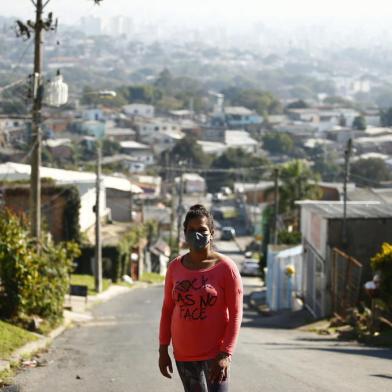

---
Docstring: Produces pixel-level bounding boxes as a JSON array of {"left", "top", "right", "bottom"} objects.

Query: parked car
[
  {"left": 220, "top": 226, "right": 236, "bottom": 240},
  {"left": 240, "top": 258, "right": 261, "bottom": 276}
]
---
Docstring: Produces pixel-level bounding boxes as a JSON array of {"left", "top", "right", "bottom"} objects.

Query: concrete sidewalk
[{"left": 248, "top": 288, "right": 315, "bottom": 329}]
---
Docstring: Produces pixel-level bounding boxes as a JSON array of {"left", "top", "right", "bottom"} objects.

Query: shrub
[
  {"left": 371, "top": 243, "right": 392, "bottom": 304},
  {"left": 0, "top": 209, "right": 80, "bottom": 322}
]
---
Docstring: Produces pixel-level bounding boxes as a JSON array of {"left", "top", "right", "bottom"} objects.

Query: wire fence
[{"left": 331, "top": 247, "right": 363, "bottom": 318}]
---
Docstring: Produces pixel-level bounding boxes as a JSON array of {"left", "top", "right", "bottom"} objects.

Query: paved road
[
  {"left": 10, "top": 280, "right": 392, "bottom": 392},
  {"left": 11, "top": 237, "right": 392, "bottom": 391}
]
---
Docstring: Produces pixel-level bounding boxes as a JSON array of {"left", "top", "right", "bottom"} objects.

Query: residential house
[
  {"left": 44, "top": 117, "right": 72, "bottom": 134},
  {"left": 43, "top": 138, "right": 74, "bottom": 161},
  {"left": 150, "top": 129, "right": 185, "bottom": 155},
  {"left": 105, "top": 127, "right": 136, "bottom": 142},
  {"left": 120, "top": 141, "right": 154, "bottom": 165},
  {"left": 275, "top": 121, "right": 318, "bottom": 137},
  {"left": 225, "top": 130, "right": 258, "bottom": 154},
  {"left": 298, "top": 201, "right": 392, "bottom": 318},
  {"left": 77, "top": 120, "right": 106, "bottom": 139},
  {"left": 0, "top": 117, "right": 29, "bottom": 146},
  {"left": 223, "top": 106, "right": 263, "bottom": 129},
  {"left": 354, "top": 134, "right": 392, "bottom": 154},
  {"left": 132, "top": 175, "right": 162, "bottom": 199},
  {"left": 150, "top": 238, "right": 171, "bottom": 275},
  {"left": 101, "top": 154, "right": 147, "bottom": 173},
  {"left": 0, "top": 162, "right": 142, "bottom": 232},
  {"left": 175, "top": 173, "right": 206, "bottom": 194},
  {"left": 363, "top": 109, "right": 381, "bottom": 127},
  {"left": 199, "top": 129, "right": 258, "bottom": 154},
  {"left": 169, "top": 109, "right": 194, "bottom": 120},
  {"left": 134, "top": 117, "right": 181, "bottom": 143},
  {"left": 106, "top": 184, "right": 143, "bottom": 223},
  {"left": 123, "top": 104, "right": 155, "bottom": 118},
  {"left": 197, "top": 140, "right": 226, "bottom": 155},
  {"left": 83, "top": 108, "right": 105, "bottom": 122}
]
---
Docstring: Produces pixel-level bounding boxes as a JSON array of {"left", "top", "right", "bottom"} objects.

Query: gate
[
  {"left": 331, "top": 248, "right": 362, "bottom": 318},
  {"left": 303, "top": 240, "right": 326, "bottom": 318}
]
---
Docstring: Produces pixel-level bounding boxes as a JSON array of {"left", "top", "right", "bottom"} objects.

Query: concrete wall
[
  {"left": 4, "top": 187, "right": 69, "bottom": 242},
  {"left": 106, "top": 188, "right": 132, "bottom": 222}
]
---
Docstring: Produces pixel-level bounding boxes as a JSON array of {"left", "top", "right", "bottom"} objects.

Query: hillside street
[{"left": 8, "top": 239, "right": 392, "bottom": 392}]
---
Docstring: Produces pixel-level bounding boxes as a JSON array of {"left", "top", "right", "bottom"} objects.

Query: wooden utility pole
[
  {"left": 95, "top": 142, "right": 103, "bottom": 293},
  {"left": 176, "top": 167, "right": 185, "bottom": 251},
  {"left": 30, "top": 0, "right": 44, "bottom": 240},
  {"left": 272, "top": 168, "right": 279, "bottom": 245},
  {"left": 342, "top": 138, "right": 352, "bottom": 246}
]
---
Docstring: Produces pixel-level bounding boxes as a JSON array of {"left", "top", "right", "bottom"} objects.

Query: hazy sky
[{"left": 1, "top": 0, "right": 392, "bottom": 27}]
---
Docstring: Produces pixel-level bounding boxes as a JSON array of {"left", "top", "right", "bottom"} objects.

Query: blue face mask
[{"left": 185, "top": 231, "right": 210, "bottom": 251}]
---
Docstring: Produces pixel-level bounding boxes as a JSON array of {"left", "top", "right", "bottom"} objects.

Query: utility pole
[
  {"left": 95, "top": 142, "right": 102, "bottom": 293},
  {"left": 16, "top": 1, "right": 103, "bottom": 240},
  {"left": 177, "top": 166, "right": 185, "bottom": 251},
  {"left": 30, "top": 0, "right": 44, "bottom": 240},
  {"left": 272, "top": 168, "right": 279, "bottom": 245},
  {"left": 342, "top": 138, "right": 352, "bottom": 246}
]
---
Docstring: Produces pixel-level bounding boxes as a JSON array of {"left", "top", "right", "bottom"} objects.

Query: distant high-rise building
[
  {"left": 103, "top": 16, "right": 134, "bottom": 37},
  {"left": 80, "top": 16, "right": 102, "bottom": 36}
]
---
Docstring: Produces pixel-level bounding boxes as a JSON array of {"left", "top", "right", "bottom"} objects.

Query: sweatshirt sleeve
[
  {"left": 219, "top": 262, "right": 243, "bottom": 355},
  {"left": 159, "top": 262, "right": 175, "bottom": 346}
]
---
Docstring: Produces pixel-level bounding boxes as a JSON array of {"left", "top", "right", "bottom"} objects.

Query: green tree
[
  {"left": 352, "top": 115, "right": 367, "bottom": 130},
  {"left": 102, "top": 138, "right": 121, "bottom": 157},
  {"left": 323, "top": 96, "right": 355, "bottom": 108},
  {"left": 339, "top": 114, "right": 347, "bottom": 127},
  {"left": 154, "top": 69, "right": 174, "bottom": 94},
  {"left": 81, "top": 86, "right": 127, "bottom": 108},
  {"left": 277, "top": 160, "right": 321, "bottom": 225},
  {"left": 313, "top": 149, "right": 343, "bottom": 182},
  {"left": 286, "top": 100, "right": 309, "bottom": 109},
  {"left": 169, "top": 135, "right": 212, "bottom": 169},
  {"left": 262, "top": 132, "right": 294, "bottom": 155},
  {"left": 380, "top": 107, "right": 392, "bottom": 127},
  {"left": 0, "top": 209, "right": 80, "bottom": 322},
  {"left": 351, "top": 158, "right": 391, "bottom": 186},
  {"left": 222, "top": 87, "right": 283, "bottom": 116},
  {"left": 207, "top": 148, "right": 270, "bottom": 192}
]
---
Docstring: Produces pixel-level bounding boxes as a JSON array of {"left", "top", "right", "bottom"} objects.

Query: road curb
[{"left": 0, "top": 319, "right": 73, "bottom": 375}]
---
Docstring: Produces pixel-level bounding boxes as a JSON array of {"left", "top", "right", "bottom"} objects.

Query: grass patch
[
  {"left": 0, "top": 367, "right": 15, "bottom": 387},
  {"left": 0, "top": 321, "right": 39, "bottom": 360},
  {"left": 70, "top": 274, "right": 111, "bottom": 296},
  {"left": 140, "top": 272, "right": 165, "bottom": 284}
]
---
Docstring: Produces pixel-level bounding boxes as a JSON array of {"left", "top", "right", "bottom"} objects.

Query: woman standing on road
[{"left": 159, "top": 204, "right": 243, "bottom": 392}]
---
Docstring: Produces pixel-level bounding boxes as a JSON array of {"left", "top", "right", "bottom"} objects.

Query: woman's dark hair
[{"left": 183, "top": 204, "right": 215, "bottom": 233}]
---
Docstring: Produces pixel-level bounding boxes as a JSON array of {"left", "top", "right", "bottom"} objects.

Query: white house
[
  {"left": 123, "top": 104, "right": 155, "bottom": 118},
  {"left": 0, "top": 162, "right": 142, "bottom": 231},
  {"left": 134, "top": 117, "right": 181, "bottom": 143},
  {"left": 225, "top": 130, "right": 258, "bottom": 154},
  {"left": 150, "top": 129, "right": 185, "bottom": 154},
  {"left": 120, "top": 141, "right": 155, "bottom": 165}
]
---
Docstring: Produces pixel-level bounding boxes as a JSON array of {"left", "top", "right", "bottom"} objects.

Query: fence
[
  {"left": 331, "top": 248, "right": 363, "bottom": 318},
  {"left": 303, "top": 240, "right": 326, "bottom": 318}
]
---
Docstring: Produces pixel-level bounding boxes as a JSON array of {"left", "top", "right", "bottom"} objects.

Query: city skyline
[{"left": 2, "top": 0, "right": 392, "bottom": 29}]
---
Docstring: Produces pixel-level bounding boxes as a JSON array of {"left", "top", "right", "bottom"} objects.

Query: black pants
[{"left": 176, "top": 360, "right": 229, "bottom": 392}]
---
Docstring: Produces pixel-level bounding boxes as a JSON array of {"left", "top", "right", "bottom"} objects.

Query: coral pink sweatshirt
[{"left": 159, "top": 255, "right": 243, "bottom": 361}]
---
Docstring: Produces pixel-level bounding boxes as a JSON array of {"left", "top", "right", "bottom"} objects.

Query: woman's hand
[
  {"left": 208, "top": 352, "right": 231, "bottom": 384},
  {"left": 159, "top": 345, "right": 173, "bottom": 379}
]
